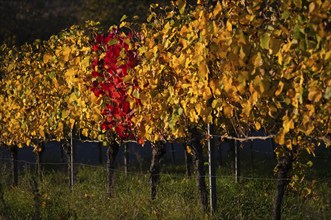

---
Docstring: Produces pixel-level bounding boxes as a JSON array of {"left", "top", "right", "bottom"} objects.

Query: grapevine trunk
[
  {"left": 106, "top": 142, "right": 119, "bottom": 197},
  {"left": 272, "top": 152, "right": 293, "bottom": 220},
  {"left": 10, "top": 146, "right": 18, "bottom": 186},
  {"left": 190, "top": 128, "right": 208, "bottom": 211},
  {"left": 35, "top": 146, "right": 44, "bottom": 182},
  {"left": 184, "top": 143, "right": 193, "bottom": 177},
  {"left": 150, "top": 142, "right": 166, "bottom": 200},
  {"left": 62, "top": 141, "right": 74, "bottom": 189}
]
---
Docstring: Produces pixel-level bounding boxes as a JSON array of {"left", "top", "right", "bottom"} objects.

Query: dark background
[
  {"left": 0, "top": 0, "right": 161, "bottom": 45},
  {"left": 0, "top": 0, "right": 200, "bottom": 45}
]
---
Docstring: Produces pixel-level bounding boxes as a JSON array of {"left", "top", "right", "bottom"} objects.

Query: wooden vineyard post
[
  {"left": 208, "top": 124, "right": 217, "bottom": 213},
  {"left": 124, "top": 142, "right": 129, "bottom": 177},
  {"left": 234, "top": 140, "right": 240, "bottom": 183},
  {"left": 10, "top": 146, "right": 18, "bottom": 186}
]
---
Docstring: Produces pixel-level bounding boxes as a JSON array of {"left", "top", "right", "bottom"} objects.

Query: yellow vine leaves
[
  {"left": 0, "top": 21, "right": 103, "bottom": 150},
  {"left": 130, "top": 0, "right": 331, "bottom": 160}
]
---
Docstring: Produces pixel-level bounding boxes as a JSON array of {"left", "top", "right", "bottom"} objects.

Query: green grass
[{"left": 0, "top": 153, "right": 330, "bottom": 220}]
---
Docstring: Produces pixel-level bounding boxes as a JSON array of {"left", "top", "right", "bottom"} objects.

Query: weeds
[{"left": 0, "top": 154, "right": 330, "bottom": 219}]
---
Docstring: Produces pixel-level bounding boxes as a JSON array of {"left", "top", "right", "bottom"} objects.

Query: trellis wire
[{"left": 0, "top": 157, "right": 330, "bottom": 183}]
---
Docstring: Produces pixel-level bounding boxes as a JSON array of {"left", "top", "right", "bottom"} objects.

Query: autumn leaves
[{"left": 0, "top": 1, "right": 330, "bottom": 156}]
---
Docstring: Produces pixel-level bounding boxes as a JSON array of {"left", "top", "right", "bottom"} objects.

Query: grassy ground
[{"left": 0, "top": 150, "right": 330, "bottom": 220}]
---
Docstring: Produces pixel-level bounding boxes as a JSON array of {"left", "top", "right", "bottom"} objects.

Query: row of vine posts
[{"left": 1, "top": 1, "right": 330, "bottom": 220}]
